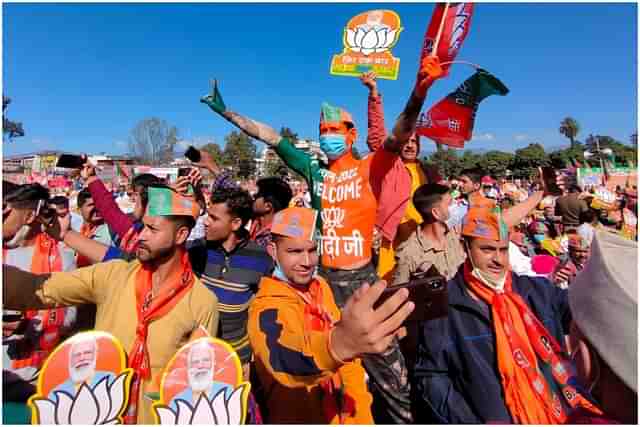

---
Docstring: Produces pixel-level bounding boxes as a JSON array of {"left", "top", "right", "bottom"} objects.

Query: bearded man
[
  {"left": 3, "top": 186, "right": 219, "bottom": 424},
  {"left": 171, "top": 340, "right": 231, "bottom": 409},
  {"left": 49, "top": 335, "right": 112, "bottom": 399},
  {"left": 203, "top": 56, "right": 444, "bottom": 424}
]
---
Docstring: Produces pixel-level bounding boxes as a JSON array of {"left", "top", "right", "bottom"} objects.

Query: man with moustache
[
  {"left": 3, "top": 185, "right": 219, "bottom": 424},
  {"left": 248, "top": 207, "right": 414, "bottom": 424},
  {"left": 75, "top": 188, "right": 114, "bottom": 267},
  {"left": 203, "top": 55, "right": 445, "bottom": 424},
  {"left": 412, "top": 207, "right": 600, "bottom": 423},
  {"left": 171, "top": 340, "right": 232, "bottom": 409},
  {"left": 49, "top": 335, "right": 113, "bottom": 399},
  {"left": 2, "top": 184, "right": 78, "bottom": 412}
]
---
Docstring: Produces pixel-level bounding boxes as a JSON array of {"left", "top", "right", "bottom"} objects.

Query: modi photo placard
[
  {"left": 152, "top": 337, "right": 250, "bottom": 425},
  {"left": 28, "top": 331, "right": 133, "bottom": 425}
]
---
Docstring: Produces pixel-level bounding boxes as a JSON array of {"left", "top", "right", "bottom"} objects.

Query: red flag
[
  {"left": 420, "top": 3, "right": 474, "bottom": 76},
  {"left": 416, "top": 69, "right": 509, "bottom": 148}
]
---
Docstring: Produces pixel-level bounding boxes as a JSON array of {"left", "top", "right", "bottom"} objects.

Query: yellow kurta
[
  {"left": 37, "top": 259, "right": 219, "bottom": 424},
  {"left": 377, "top": 162, "right": 427, "bottom": 282}
]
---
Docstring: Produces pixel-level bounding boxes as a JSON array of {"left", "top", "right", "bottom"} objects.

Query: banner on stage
[{"left": 330, "top": 10, "right": 402, "bottom": 80}]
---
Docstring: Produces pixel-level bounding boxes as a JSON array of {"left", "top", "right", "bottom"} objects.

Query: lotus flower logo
[
  {"left": 344, "top": 10, "right": 401, "bottom": 56},
  {"left": 30, "top": 371, "right": 131, "bottom": 424},
  {"left": 154, "top": 383, "right": 249, "bottom": 425}
]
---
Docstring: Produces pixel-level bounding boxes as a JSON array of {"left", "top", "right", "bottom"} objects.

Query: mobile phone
[
  {"left": 56, "top": 154, "right": 86, "bottom": 169},
  {"left": 184, "top": 146, "right": 201, "bottom": 163},
  {"left": 374, "top": 267, "right": 448, "bottom": 323},
  {"left": 178, "top": 167, "right": 191, "bottom": 178},
  {"left": 539, "top": 167, "right": 563, "bottom": 196}
]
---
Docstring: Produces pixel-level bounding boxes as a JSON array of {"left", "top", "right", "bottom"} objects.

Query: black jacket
[{"left": 412, "top": 268, "right": 571, "bottom": 424}]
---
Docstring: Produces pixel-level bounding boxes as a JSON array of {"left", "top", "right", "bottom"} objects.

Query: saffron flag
[
  {"left": 420, "top": 3, "right": 474, "bottom": 76},
  {"left": 416, "top": 69, "right": 509, "bottom": 148}
]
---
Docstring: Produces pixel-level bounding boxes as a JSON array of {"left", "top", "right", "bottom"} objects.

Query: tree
[
  {"left": 512, "top": 143, "right": 549, "bottom": 178},
  {"left": 128, "top": 118, "right": 179, "bottom": 165},
  {"left": 199, "top": 142, "right": 224, "bottom": 164},
  {"left": 477, "top": 150, "right": 514, "bottom": 178},
  {"left": 585, "top": 134, "right": 636, "bottom": 167},
  {"left": 3, "top": 96, "right": 24, "bottom": 143},
  {"left": 222, "top": 131, "right": 257, "bottom": 179},
  {"left": 548, "top": 142, "right": 585, "bottom": 169},
  {"left": 559, "top": 117, "right": 580, "bottom": 149},
  {"left": 425, "top": 147, "right": 462, "bottom": 179}
]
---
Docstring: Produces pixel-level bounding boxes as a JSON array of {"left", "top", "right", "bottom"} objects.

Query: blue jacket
[{"left": 412, "top": 268, "right": 571, "bottom": 424}]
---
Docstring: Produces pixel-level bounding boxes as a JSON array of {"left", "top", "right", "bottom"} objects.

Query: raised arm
[
  {"left": 360, "top": 72, "right": 387, "bottom": 152},
  {"left": 82, "top": 162, "right": 135, "bottom": 239},
  {"left": 44, "top": 210, "right": 110, "bottom": 264},
  {"left": 390, "top": 57, "right": 444, "bottom": 149},
  {"left": 201, "top": 81, "right": 281, "bottom": 146}
]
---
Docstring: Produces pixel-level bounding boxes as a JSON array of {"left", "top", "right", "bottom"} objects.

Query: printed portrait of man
[
  {"left": 48, "top": 335, "right": 113, "bottom": 400},
  {"left": 170, "top": 340, "right": 232, "bottom": 410}
]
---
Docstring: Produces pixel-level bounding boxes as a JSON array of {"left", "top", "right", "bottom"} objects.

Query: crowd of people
[{"left": 3, "top": 56, "right": 637, "bottom": 425}]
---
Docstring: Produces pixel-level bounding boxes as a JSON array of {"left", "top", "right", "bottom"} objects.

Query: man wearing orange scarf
[
  {"left": 3, "top": 185, "right": 219, "bottom": 424},
  {"left": 412, "top": 206, "right": 600, "bottom": 423},
  {"left": 3, "top": 183, "right": 78, "bottom": 419},
  {"left": 75, "top": 188, "right": 114, "bottom": 267},
  {"left": 248, "top": 207, "right": 414, "bottom": 424}
]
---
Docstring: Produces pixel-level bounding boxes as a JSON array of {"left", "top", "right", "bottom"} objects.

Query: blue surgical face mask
[
  {"left": 319, "top": 134, "right": 347, "bottom": 160},
  {"left": 533, "top": 233, "right": 546, "bottom": 243},
  {"left": 273, "top": 263, "right": 288, "bottom": 282}
]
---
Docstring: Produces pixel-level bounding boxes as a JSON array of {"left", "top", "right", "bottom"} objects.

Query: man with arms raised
[
  {"left": 204, "top": 57, "right": 444, "bottom": 424},
  {"left": 3, "top": 186, "right": 219, "bottom": 424},
  {"left": 248, "top": 207, "right": 414, "bottom": 424}
]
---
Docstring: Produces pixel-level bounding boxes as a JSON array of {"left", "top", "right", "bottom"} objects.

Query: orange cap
[
  {"left": 462, "top": 207, "right": 509, "bottom": 241},
  {"left": 271, "top": 207, "right": 318, "bottom": 242}
]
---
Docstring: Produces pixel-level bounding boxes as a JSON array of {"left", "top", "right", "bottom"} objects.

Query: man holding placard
[{"left": 202, "top": 56, "right": 444, "bottom": 423}]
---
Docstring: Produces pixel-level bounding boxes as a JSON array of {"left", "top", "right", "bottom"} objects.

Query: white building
[{"left": 255, "top": 138, "right": 325, "bottom": 177}]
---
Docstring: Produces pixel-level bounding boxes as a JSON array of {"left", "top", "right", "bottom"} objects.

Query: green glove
[{"left": 200, "top": 80, "right": 227, "bottom": 114}]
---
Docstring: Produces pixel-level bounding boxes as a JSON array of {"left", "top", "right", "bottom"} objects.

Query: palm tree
[{"left": 559, "top": 117, "right": 580, "bottom": 149}]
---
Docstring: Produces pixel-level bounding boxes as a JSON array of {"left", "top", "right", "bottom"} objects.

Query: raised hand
[
  {"left": 331, "top": 281, "right": 414, "bottom": 362},
  {"left": 200, "top": 80, "right": 227, "bottom": 115},
  {"left": 415, "top": 56, "right": 445, "bottom": 97},
  {"left": 360, "top": 71, "right": 378, "bottom": 96}
]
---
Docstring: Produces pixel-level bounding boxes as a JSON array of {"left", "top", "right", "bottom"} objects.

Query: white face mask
[
  {"left": 466, "top": 241, "right": 507, "bottom": 292},
  {"left": 4, "top": 224, "right": 31, "bottom": 249}
]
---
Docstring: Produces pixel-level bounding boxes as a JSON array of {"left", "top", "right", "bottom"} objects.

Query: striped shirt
[{"left": 189, "top": 238, "right": 273, "bottom": 364}]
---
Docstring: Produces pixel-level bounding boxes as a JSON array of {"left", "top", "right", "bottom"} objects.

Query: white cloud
[
  {"left": 472, "top": 132, "right": 495, "bottom": 141},
  {"left": 514, "top": 134, "right": 529, "bottom": 142}
]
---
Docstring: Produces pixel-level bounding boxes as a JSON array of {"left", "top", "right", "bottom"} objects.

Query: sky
[{"left": 3, "top": 2, "right": 638, "bottom": 158}]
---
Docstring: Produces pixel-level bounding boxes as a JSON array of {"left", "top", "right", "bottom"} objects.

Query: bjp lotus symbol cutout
[{"left": 330, "top": 10, "right": 402, "bottom": 80}]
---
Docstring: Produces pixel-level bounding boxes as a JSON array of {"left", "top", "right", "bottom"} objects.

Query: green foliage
[
  {"left": 477, "top": 150, "right": 514, "bottom": 178},
  {"left": 559, "top": 117, "right": 580, "bottom": 149},
  {"left": 199, "top": 142, "right": 224, "bottom": 163},
  {"left": 222, "top": 131, "right": 257, "bottom": 179},
  {"left": 3, "top": 95, "right": 24, "bottom": 142},
  {"left": 585, "top": 134, "right": 637, "bottom": 166},
  {"left": 425, "top": 147, "right": 462, "bottom": 178},
  {"left": 512, "top": 143, "right": 549, "bottom": 178}
]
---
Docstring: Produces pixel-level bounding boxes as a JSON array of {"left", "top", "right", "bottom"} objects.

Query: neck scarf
[
  {"left": 76, "top": 222, "right": 98, "bottom": 267},
  {"left": 463, "top": 261, "right": 601, "bottom": 423},
  {"left": 11, "top": 233, "right": 65, "bottom": 369},
  {"left": 268, "top": 276, "right": 356, "bottom": 423},
  {"left": 123, "top": 248, "right": 195, "bottom": 424}
]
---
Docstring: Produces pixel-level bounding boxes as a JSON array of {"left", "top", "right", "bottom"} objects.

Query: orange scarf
[
  {"left": 289, "top": 279, "right": 356, "bottom": 423},
  {"left": 76, "top": 222, "right": 98, "bottom": 267},
  {"left": 124, "top": 248, "right": 195, "bottom": 424},
  {"left": 11, "top": 233, "right": 65, "bottom": 369},
  {"left": 463, "top": 262, "right": 601, "bottom": 424}
]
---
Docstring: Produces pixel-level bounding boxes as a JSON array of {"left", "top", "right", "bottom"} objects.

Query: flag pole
[{"left": 431, "top": 2, "right": 450, "bottom": 57}]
